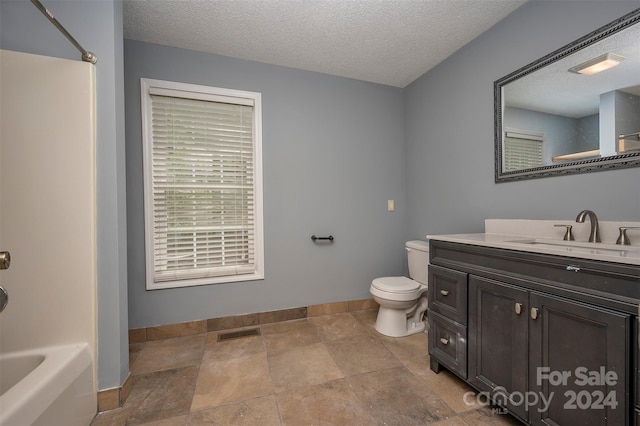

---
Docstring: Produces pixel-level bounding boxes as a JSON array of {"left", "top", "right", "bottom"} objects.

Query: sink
[{"left": 506, "top": 238, "right": 640, "bottom": 256}]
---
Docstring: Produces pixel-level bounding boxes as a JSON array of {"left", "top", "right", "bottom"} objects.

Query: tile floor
[{"left": 92, "top": 310, "right": 521, "bottom": 425}]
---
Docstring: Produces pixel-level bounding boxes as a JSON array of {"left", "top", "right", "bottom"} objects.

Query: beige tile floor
[{"left": 92, "top": 310, "right": 521, "bottom": 426}]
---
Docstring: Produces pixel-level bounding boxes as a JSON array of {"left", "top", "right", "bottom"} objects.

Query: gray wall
[
  {"left": 616, "top": 91, "right": 640, "bottom": 138},
  {"left": 1, "top": 0, "right": 129, "bottom": 390},
  {"left": 405, "top": 0, "right": 640, "bottom": 240},
  {"left": 577, "top": 114, "right": 600, "bottom": 154},
  {"left": 125, "top": 40, "right": 406, "bottom": 328}
]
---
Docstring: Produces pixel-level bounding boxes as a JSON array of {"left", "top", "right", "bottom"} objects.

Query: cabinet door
[
  {"left": 468, "top": 275, "right": 529, "bottom": 421},
  {"left": 529, "top": 292, "right": 630, "bottom": 426}
]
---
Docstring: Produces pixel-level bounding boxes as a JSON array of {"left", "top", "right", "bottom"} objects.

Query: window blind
[
  {"left": 503, "top": 132, "right": 544, "bottom": 172},
  {"left": 149, "top": 93, "right": 257, "bottom": 283}
]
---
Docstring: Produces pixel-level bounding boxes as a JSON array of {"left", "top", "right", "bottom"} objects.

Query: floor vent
[{"left": 217, "top": 327, "right": 261, "bottom": 342}]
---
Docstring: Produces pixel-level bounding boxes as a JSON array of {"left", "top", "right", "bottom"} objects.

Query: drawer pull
[
  {"left": 440, "top": 290, "right": 449, "bottom": 296},
  {"left": 440, "top": 337, "right": 449, "bottom": 345},
  {"left": 531, "top": 307, "right": 539, "bottom": 320},
  {"left": 566, "top": 265, "right": 581, "bottom": 273},
  {"left": 515, "top": 303, "right": 522, "bottom": 315}
]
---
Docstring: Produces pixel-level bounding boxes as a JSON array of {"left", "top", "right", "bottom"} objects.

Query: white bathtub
[{"left": 0, "top": 343, "right": 96, "bottom": 426}]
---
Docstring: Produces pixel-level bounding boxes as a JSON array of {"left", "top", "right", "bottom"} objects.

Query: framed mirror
[{"left": 495, "top": 8, "right": 640, "bottom": 182}]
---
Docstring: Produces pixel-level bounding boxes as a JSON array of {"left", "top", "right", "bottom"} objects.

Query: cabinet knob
[
  {"left": 440, "top": 290, "right": 449, "bottom": 296},
  {"left": 0, "top": 251, "right": 10, "bottom": 270},
  {"left": 531, "top": 307, "right": 539, "bottom": 320},
  {"left": 515, "top": 303, "right": 522, "bottom": 315},
  {"left": 440, "top": 337, "right": 449, "bottom": 345}
]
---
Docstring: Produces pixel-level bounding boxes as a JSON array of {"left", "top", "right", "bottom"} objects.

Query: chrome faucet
[{"left": 575, "top": 210, "right": 601, "bottom": 243}]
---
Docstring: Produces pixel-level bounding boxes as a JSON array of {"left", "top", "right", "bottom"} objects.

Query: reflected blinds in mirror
[{"left": 503, "top": 130, "right": 544, "bottom": 172}]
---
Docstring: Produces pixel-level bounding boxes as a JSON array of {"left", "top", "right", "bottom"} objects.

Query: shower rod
[{"left": 31, "top": 0, "right": 97, "bottom": 64}]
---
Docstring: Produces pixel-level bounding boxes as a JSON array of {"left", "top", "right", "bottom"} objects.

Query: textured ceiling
[{"left": 123, "top": 0, "right": 527, "bottom": 88}]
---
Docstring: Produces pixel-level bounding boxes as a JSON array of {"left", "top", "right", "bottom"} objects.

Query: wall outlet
[{"left": 387, "top": 200, "right": 395, "bottom": 211}]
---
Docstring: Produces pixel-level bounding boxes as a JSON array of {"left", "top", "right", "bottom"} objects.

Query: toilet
[{"left": 370, "top": 240, "right": 429, "bottom": 337}]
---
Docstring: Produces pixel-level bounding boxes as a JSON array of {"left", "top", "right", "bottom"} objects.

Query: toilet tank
[{"left": 406, "top": 240, "right": 430, "bottom": 285}]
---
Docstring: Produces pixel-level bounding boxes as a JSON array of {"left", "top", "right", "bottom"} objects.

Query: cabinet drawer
[
  {"left": 429, "top": 265, "right": 467, "bottom": 325},
  {"left": 428, "top": 311, "right": 467, "bottom": 379}
]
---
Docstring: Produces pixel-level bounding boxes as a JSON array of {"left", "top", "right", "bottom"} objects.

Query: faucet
[{"left": 575, "top": 210, "right": 601, "bottom": 243}]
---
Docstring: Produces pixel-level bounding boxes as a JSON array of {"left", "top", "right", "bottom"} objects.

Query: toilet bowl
[{"left": 370, "top": 240, "right": 429, "bottom": 337}]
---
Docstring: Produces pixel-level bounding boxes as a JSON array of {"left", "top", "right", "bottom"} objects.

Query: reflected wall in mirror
[{"left": 495, "top": 8, "right": 640, "bottom": 182}]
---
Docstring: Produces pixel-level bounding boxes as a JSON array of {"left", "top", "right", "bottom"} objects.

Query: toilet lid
[{"left": 371, "top": 276, "right": 420, "bottom": 293}]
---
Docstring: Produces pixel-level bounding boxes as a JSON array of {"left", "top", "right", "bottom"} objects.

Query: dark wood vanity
[{"left": 428, "top": 239, "right": 640, "bottom": 425}]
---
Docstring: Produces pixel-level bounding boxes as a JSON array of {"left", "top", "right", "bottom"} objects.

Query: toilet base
[{"left": 374, "top": 305, "right": 427, "bottom": 338}]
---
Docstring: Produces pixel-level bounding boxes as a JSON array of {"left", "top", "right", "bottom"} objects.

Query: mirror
[{"left": 495, "top": 8, "right": 640, "bottom": 182}]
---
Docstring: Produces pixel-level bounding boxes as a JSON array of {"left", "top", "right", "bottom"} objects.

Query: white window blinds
[
  {"left": 503, "top": 131, "right": 544, "bottom": 172},
  {"left": 141, "top": 79, "right": 263, "bottom": 289}
]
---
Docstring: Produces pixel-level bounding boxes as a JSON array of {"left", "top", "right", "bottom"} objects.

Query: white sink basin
[{"left": 506, "top": 238, "right": 640, "bottom": 256}]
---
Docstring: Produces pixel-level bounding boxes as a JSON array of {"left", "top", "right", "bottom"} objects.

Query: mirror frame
[{"left": 494, "top": 8, "right": 640, "bottom": 183}]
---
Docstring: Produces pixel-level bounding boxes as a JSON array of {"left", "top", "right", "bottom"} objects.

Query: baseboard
[
  {"left": 129, "top": 298, "right": 379, "bottom": 344},
  {"left": 97, "top": 372, "right": 132, "bottom": 412}
]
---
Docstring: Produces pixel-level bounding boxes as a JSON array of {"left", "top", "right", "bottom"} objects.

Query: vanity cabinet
[{"left": 428, "top": 240, "right": 639, "bottom": 426}]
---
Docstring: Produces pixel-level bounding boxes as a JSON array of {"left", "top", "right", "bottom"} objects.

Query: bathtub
[{"left": 0, "top": 343, "right": 95, "bottom": 426}]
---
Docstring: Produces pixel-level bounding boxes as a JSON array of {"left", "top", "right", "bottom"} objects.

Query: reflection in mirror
[{"left": 495, "top": 8, "right": 640, "bottom": 182}]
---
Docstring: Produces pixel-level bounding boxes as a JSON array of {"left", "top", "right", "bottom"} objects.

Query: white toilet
[{"left": 370, "top": 240, "right": 429, "bottom": 337}]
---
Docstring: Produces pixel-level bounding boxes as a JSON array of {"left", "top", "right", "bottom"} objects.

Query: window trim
[{"left": 140, "top": 78, "right": 264, "bottom": 290}]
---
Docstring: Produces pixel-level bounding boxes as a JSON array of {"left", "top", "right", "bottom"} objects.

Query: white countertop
[{"left": 427, "top": 220, "right": 640, "bottom": 267}]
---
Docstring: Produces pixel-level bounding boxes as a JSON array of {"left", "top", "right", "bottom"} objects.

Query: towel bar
[{"left": 311, "top": 235, "right": 334, "bottom": 242}]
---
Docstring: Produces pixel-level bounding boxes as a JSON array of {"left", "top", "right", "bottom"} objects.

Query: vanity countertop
[{"left": 427, "top": 219, "right": 640, "bottom": 266}]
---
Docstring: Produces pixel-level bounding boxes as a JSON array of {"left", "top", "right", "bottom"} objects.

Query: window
[
  {"left": 503, "top": 129, "right": 544, "bottom": 172},
  {"left": 141, "top": 79, "right": 263, "bottom": 290}
]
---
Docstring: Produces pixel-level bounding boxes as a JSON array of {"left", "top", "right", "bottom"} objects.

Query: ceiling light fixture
[{"left": 568, "top": 53, "right": 626, "bottom": 75}]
